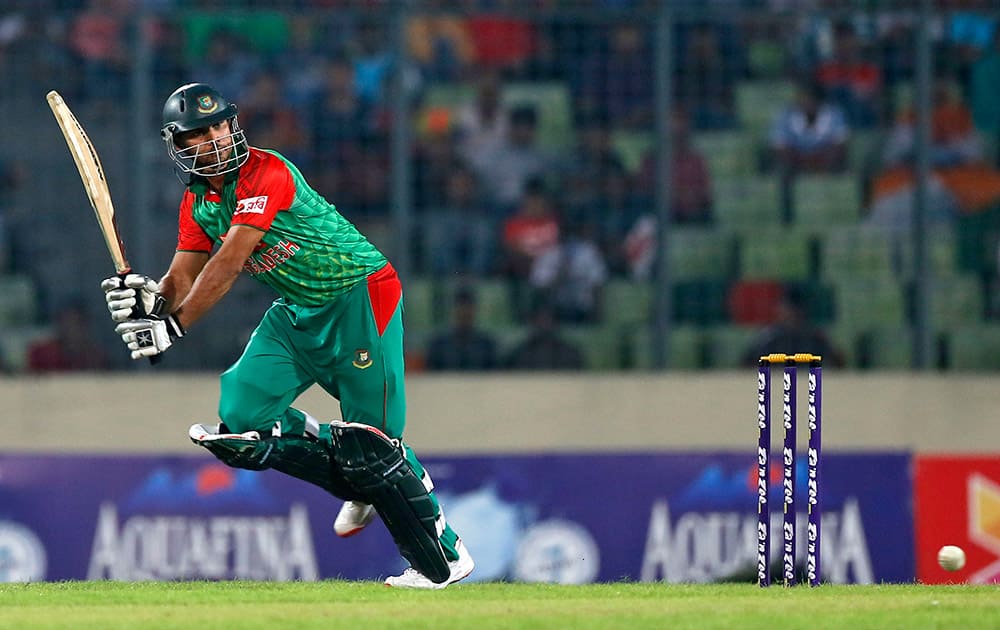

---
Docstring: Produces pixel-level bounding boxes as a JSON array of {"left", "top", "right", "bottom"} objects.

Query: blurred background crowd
[{"left": 3, "top": 0, "right": 1000, "bottom": 373}]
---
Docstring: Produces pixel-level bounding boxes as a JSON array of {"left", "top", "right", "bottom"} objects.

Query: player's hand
[
  {"left": 101, "top": 274, "right": 164, "bottom": 322},
  {"left": 115, "top": 313, "right": 185, "bottom": 360}
]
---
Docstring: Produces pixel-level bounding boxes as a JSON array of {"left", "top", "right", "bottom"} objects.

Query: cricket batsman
[{"left": 100, "top": 83, "right": 473, "bottom": 588}]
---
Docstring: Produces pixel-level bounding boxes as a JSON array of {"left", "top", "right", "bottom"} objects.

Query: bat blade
[{"left": 46, "top": 90, "right": 131, "bottom": 275}]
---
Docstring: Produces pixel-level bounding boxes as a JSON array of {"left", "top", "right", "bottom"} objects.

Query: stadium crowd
[{"left": 3, "top": 1, "right": 1000, "bottom": 371}]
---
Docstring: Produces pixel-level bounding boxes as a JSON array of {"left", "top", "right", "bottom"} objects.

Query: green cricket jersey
[{"left": 176, "top": 147, "right": 387, "bottom": 305}]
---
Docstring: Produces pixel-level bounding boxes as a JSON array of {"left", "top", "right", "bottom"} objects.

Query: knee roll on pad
[{"left": 330, "top": 422, "right": 450, "bottom": 584}]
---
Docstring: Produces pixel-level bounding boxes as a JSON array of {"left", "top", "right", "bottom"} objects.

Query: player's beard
[{"left": 194, "top": 139, "right": 234, "bottom": 175}]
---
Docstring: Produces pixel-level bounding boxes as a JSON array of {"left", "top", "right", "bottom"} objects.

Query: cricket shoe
[
  {"left": 334, "top": 500, "right": 376, "bottom": 537},
  {"left": 384, "top": 538, "right": 474, "bottom": 589}
]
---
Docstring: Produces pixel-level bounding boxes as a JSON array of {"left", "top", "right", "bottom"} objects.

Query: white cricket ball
[{"left": 937, "top": 545, "right": 966, "bottom": 571}]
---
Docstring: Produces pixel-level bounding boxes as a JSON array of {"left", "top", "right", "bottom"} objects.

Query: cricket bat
[
  {"left": 46, "top": 90, "right": 132, "bottom": 275},
  {"left": 47, "top": 90, "right": 161, "bottom": 364}
]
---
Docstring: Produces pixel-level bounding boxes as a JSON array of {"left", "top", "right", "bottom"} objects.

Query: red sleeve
[
  {"left": 231, "top": 152, "right": 296, "bottom": 232},
  {"left": 177, "top": 190, "right": 213, "bottom": 253}
]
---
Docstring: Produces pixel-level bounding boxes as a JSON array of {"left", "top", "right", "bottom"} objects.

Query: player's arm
[
  {"left": 170, "top": 224, "right": 264, "bottom": 330},
  {"left": 158, "top": 250, "right": 209, "bottom": 310}
]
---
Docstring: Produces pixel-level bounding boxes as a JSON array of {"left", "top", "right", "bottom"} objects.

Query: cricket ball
[{"left": 937, "top": 545, "right": 966, "bottom": 572}]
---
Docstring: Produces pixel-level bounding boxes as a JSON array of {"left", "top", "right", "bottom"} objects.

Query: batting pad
[
  {"left": 330, "top": 422, "right": 450, "bottom": 584},
  {"left": 188, "top": 423, "right": 363, "bottom": 501}
]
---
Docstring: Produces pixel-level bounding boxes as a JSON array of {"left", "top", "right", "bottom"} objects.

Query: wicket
[{"left": 756, "top": 353, "right": 822, "bottom": 587}]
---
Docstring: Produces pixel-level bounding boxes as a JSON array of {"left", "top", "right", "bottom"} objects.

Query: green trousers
[{"left": 216, "top": 264, "right": 460, "bottom": 561}]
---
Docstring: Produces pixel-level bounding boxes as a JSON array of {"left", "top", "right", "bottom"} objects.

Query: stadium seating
[
  {"left": 858, "top": 326, "right": 914, "bottom": 369},
  {"left": 735, "top": 80, "right": 796, "bottom": 134},
  {"left": 693, "top": 131, "right": 757, "bottom": 178},
  {"left": 833, "top": 277, "right": 906, "bottom": 330},
  {"left": 628, "top": 325, "right": 704, "bottom": 370},
  {"left": 947, "top": 325, "right": 1000, "bottom": 370},
  {"left": 703, "top": 324, "right": 758, "bottom": 369},
  {"left": 793, "top": 174, "right": 862, "bottom": 229},
  {"left": 820, "top": 226, "right": 897, "bottom": 280},
  {"left": 0, "top": 274, "right": 38, "bottom": 327},
  {"left": 666, "top": 227, "right": 736, "bottom": 281},
  {"left": 739, "top": 227, "right": 813, "bottom": 281},
  {"left": 712, "top": 176, "right": 783, "bottom": 228},
  {"left": 441, "top": 277, "right": 514, "bottom": 328},
  {"left": 602, "top": 280, "right": 653, "bottom": 327}
]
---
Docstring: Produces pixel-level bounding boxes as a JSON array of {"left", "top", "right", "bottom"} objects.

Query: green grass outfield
[{"left": 1, "top": 582, "right": 999, "bottom": 629}]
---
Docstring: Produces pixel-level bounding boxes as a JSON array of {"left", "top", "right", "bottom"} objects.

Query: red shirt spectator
[{"left": 502, "top": 179, "right": 560, "bottom": 279}]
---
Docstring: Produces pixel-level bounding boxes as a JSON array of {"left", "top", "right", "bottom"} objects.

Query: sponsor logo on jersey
[
  {"left": 197, "top": 95, "right": 218, "bottom": 114},
  {"left": 235, "top": 195, "right": 268, "bottom": 215},
  {"left": 352, "top": 349, "right": 373, "bottom": 369}
]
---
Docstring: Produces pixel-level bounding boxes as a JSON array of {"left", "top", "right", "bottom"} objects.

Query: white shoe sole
[{"left": 384, "top": 541, "right": 475, "bottom": 589}]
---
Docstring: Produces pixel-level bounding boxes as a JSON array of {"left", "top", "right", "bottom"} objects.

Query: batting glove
[
  {"left": 115, "top": 313, "right": 185, "bottom": 360},
  {"left": 101, "top": 273, "right": 164, "bottom": 322}
]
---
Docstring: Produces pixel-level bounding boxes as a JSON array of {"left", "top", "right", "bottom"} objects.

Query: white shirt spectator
[{"left": 530, "top": 235, "right": 608, "bottom": 323}]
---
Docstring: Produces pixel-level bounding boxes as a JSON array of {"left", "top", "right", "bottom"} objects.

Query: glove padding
[
  {"left": 102, "top": 274, "right": 163, "bottom": 322},
  {"left": 115, "top": 313, "right": 185, "bottom": 360}
]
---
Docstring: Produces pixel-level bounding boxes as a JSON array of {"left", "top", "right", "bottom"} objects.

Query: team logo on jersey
[
  {"left": 352, "top": 349, "right": 373, "bottom": 369},
  {"left": 197, "top": 95, "right": 218, "bottom": 114},
  {"left": 235, "top": 196, "right": 268, "bottom": 215}
]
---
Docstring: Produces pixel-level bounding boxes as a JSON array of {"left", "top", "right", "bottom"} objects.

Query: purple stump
[
  {"left": 782, "top": 359, "right": 797, "bottom": 587},
  {"left": 757, "top": 359, "right": 771, "bottom": 587},
  {"left": 807, "top": 361, "right": 823, "bottom": 586}
]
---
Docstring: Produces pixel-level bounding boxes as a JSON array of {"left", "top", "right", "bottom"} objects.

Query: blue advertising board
[{"left": 0, "top": 451, "right": 913, "bottom": 583}]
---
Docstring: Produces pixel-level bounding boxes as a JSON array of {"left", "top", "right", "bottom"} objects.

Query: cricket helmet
[{"left": 160, "top": 83, "right": 249, "bottom": 177}]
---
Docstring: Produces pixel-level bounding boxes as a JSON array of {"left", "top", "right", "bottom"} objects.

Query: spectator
[
  {"left": 412, "top": 117, "right": 463, "bottom": 210},
  {"left": 529, "top": 220, "right": 608, "bottom": 324},
  {"left": 675, "top": 21, "right": 742, "bottom": 130},
  {"left": 276, "top": 15, "right": 330, "bottom": 109},
  {"left": 882, "top": 79, "right": 983, "bottom": 170},
  {"left": 309, "top": 54, "right": 373, "bottom": 190},
  {"left": 464, "top": 0, "right": 536, "bottom": 76},
  {"left": 0, "top": 160, "right": 25, "bottom": 274},
  {"left": 501, "top": 178, "right": 560, "bottom": 320},
  {"left": 501, "top": 178, "right": 560, "bottom": 281},
  {"left": 68, "top": 0, "right": 133, "bottom": 111},
  {"left": 576, "top": 22, "right": 654, "bottom": 130},
  {"left": 562, "top": 110, "right": 627, "bottom": 217},
  {"left": 148, "top": 18, "right": 188, "bottom": 96},
  {"left": 425, "top": 286, "right": 499, "bottom": 371},
  {"left": 27, "top": 299, "right": 109, "bottom": 373},
  {"left": 192, "top": 27, "right": 261, "bottom": 105},
  {"left": 768, "top": 79, "right": 850, "bottom": 175},
  {"left": 454, "top": 69, "right": 509, "bottom": 164},
  {"left": 504, "top": 298, "right": 584, "bottom": 371},
  {"left": 594, "top": 165, "right": 651, "bottom": 277},
  {"left": 467, "top": 105, "right": 555, "bottom": 211},
  {"left": 969, "top": 28, "right": 1000, "bottom": 164},
  {"left": 406, "top": 0, "right": 476, "bottom": 82},
  {"left": 869, "top": 78, "right": 1000, "bottom": 230},
  {"left": 239, "top": 70, "right": 310, "bottom": 167},
  {"left": 354, "top": 19, "right": 394, "bottom": 109},
  {"left": 637, "top": 107, "right": 714, "bottom": 225},
  {"left": 740, "top": 285, "right": 846, "bottom": 368},
  {"left": 421, "top": 164, "right": 496, "bottom": 276},
  {"left": 815, "top": 21, "right": 882, "bottom": 128},
  {"left": 947, "top": 10, "right": 996, "bottom": 88}
]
